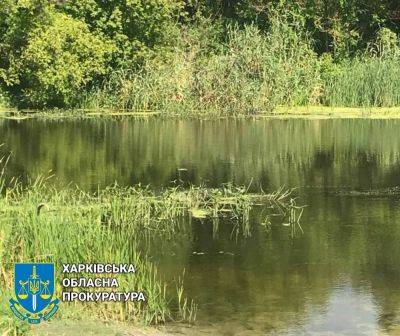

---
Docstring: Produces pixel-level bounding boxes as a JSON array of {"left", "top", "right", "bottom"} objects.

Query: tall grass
[
  {"left": 80, "top": 19, "right": 400, "bottom": 115},
  {"left": 322, "top": 56, "right": 400, "bottom": 107},
  {"left": 0, "top": 168, "right": 300, "bottom": 334},
  {"left": 3, "top": 11, "right": 400, "bottom": 114},
  {"left": 0, "top": 145, "right": 12, "bottom": 194},
  {"left": 85, "top": 43, "right": 400, "bottom": 115},
  {"left": 307, "top": 28, "right": 400, "bottom": 108},
  {"left": 81, "top": 13, "right": 321, "bottom": 116}
]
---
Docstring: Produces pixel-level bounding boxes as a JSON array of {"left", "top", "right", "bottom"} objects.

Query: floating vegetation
[
  {"left": 4, "top": 105, "right": 400, "bottom": 121},
  {"left": 335, "top": 187, "right": 400, "bottom": 198},
  {"left": 0, "top": 115, "right": 32, "bottom": 121}
]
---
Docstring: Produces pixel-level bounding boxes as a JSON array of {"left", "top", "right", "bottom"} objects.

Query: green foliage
[
  {"left": 18, "top": 12, "right": 113, "bottom": 107},
  {"left": 0, "top": 87, "right": 10, "bottom": 108},
  {"left": 0, "top": 1, "right": 113, "bottom": 108},
  {"left": 323, "top": 56, "right": 400, "bottom": 108},
  {"left": 0, "top": 0, "right": 184, "bottom": 108},
  {"left": 61, "top": 0, "right": 185, "bottom": 68},
  {"left": 190, "top": 1, "right": 399, "bottom": 57},
  {"left": 0, "top": 0, "right": 54, "bottom": 86},
  {"left": 1, "top": 0, "right": 400, "bottom": 111},
  {"left": 83, "top": 11, "right": 321, "bottom": 115},
  {"left": 322, "top": 27, "right": 400, "bottom": 108},
  {"left": 191, "top": 20, "right": 320, "bottom": 113},
  {"left": 371, "top": 27, "right": 399, "bottom": 57}
]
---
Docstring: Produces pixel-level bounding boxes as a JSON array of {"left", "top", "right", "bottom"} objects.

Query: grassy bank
[
  {"left": 4, "top": 106, "right": 400, "bottom": 120},
  {"left": 0, "top": 174, "right": 299, "bottom": 334},
  {"left": 80, "top": 21, "right": 320, "bottom": 116},
  {"left": 79, "top": 35, "right": 400, "bottom": 116},
  {"left": 270, "top": 106, "right": 400, "bottom": 119}
]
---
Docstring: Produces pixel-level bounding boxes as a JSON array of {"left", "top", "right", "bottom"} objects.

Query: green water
[{"left": 2, "top": 118, "right": 400, "bottom": 335}]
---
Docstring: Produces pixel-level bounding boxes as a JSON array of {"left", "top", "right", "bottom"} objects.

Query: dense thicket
[{"left": 1, "top": 0, "right": 400, "bottom": 111}]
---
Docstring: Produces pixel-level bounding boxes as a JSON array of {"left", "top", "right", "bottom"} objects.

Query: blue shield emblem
[{"left": 10, "top": 263, "right": 59, "bottom": 324}]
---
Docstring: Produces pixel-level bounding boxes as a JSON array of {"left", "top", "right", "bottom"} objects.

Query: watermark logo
[{"left": 9, "top": 263, "right": 59, "bottom": 324}]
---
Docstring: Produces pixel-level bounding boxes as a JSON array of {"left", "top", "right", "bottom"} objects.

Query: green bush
[
  {"left": 0, "top": 1, "right": 114, "bottom": 108},
  {"left": 371, "top": 27, "right": 399, "bottom": 58},
  {"left": 16, "top": 13, "right": 113, "bottom": 108},
  {"left": 0, "top": 87, "right": 9, "bottom": 108},
  {"left": 81, "top": 52, "right": 194, "bottom": 112},
  {"left": 61, "top": 0, "right": 185, "bottom": 68},
  {"left": 0, "top": 0, "right": 53, "bottom": 87}
]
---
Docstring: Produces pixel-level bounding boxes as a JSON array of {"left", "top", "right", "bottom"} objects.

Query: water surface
[{"left": 1, "top": 118, "right": 400, "bottom": 335}]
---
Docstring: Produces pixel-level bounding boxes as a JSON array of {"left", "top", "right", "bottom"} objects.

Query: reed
[
  {"left": 0, "top": 170, "right": 301, "bottom": 334},
  {"left": 0, "top": 147, "right": 10, "bottom": 194},
  {"left": 323, "top": 56, "right": 400, "bottom": 107},
  {"left": 81, "top": 15, "right": 321, "bottom": 116}
]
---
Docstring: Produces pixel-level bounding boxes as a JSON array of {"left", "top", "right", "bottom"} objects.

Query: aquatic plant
[
  {"left": 0, "top": 172, "right": 302, "bottom": 334},
  {"left": 0, "top": 144, "right": 11, "bottom": 194}
]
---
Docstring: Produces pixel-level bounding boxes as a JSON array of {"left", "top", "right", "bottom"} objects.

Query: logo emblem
[{"left": 9, "top": 263, "right": 59, "bottom": 324}]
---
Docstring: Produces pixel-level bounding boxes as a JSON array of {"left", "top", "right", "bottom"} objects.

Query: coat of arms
[{"left": 9, "top": 263, "right": 59, "bottom": 324}]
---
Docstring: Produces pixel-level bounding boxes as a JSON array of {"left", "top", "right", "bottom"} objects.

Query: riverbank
[
  {"left": 2, "top": 4, "right": 400, "bottom": 114},
  {"left": 271, "top": 106, "right": 400, "bottom": 119},
  {"left": 2, "top": 106, "right": 400, "bottom": 120}
]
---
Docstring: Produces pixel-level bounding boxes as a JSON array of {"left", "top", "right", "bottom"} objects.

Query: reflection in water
[
  {"left": 1, "top": 118, "right": 400, "bottom": 190},
  {"left": 1, "top": 118, "right": 400, "bottom": 335},
  {"left": 155, "top": 195, "right": 400, "bottom": 335},
  {"left": 301, "top": 286, "right": 379, "bottom": 335}
]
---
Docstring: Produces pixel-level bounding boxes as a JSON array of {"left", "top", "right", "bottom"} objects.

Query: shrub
[
  {"left": 371, "top": 27, "right": 399, "bottom": 58},
  {"left": 0, "top": 0, "right": 53, "bottom": 87},
  {"left": 0, "top": 87, "right": 9, "bottom": 108},
  {"left": 61, "top": 0, "right": 185, "bottom": 68},
  {"left": 14, "top": 12, "right": 114, "bottom": 108}
]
